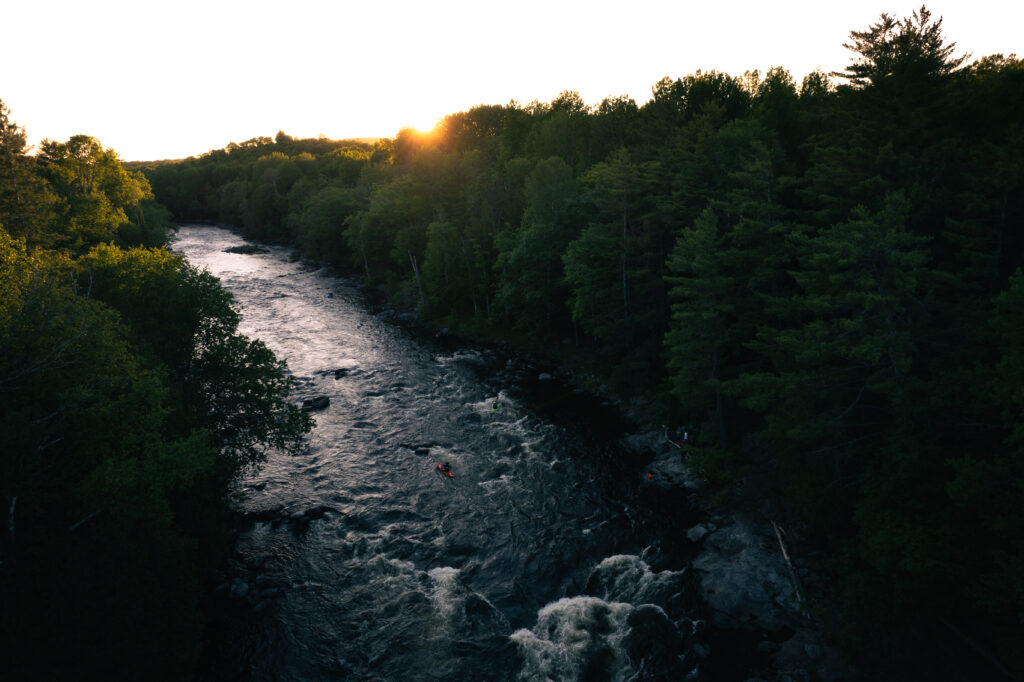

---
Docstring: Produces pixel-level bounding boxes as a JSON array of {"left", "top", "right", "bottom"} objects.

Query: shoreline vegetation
[
  {"left": 140, "top": 7, "right": 1024, "bottom": 678},
  {"left": 2, "top": 4, "right": 1022, "bottom": 679},
  {"left": 0, "top": 111, "right": 312, "bottom": 678}
]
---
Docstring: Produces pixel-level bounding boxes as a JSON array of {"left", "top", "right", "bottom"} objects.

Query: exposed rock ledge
[{"left": 622, "top": 432, "right": 854, "bottom": 681}]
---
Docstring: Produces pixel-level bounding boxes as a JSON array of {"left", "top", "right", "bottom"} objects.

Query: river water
[{"left": 172, "top": 225, "right": 702, "bottom": 682}]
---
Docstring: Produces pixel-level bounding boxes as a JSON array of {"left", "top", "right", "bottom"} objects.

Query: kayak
[{"left": 436, "top": 463, "right": 454, "bottom": 478}]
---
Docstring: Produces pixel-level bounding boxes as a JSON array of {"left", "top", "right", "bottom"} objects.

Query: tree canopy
[
  {"left": 134, "top": 6, "right": 1024, "bottom": 676},
  {"left": 0, "top": 102, "right": 311, "bottom": 680}
]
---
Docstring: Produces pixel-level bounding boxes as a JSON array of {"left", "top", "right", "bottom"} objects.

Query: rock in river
[{"left": 302, "top": 395, "right": 330, "bottom": 411}]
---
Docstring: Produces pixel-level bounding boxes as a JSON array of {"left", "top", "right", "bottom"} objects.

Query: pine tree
[{"left": 731, "top": 193, "right": 930, "bottom": 518}]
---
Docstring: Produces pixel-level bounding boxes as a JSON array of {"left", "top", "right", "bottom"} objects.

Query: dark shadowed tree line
[
  {"left": 0, "top": 103, "right": 311, "bottom": 679},
  {"left": 142, "top": 5, "right": 1023, "bottom": 675}
]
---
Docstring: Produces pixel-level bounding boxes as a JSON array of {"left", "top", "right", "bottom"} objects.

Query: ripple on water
[{"left": 172, "top": 226, "right": 694, "bottom": 681}]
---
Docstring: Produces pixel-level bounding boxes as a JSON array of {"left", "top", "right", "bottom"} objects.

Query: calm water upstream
[{"left": 172, "top": 225, "right": 701, "bottom": 682}]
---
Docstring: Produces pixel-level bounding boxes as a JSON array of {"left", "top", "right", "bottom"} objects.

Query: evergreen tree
[
  {"left": 733, "top": 193, "right": 930, "bottom": 521},
  {"left": 495, "top": 156, "right": 579, "bottom": 337}
]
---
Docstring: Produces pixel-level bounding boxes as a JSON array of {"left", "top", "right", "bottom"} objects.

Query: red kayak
[{"left": 436, "top": 463, "right": 454, "bottom": 478}]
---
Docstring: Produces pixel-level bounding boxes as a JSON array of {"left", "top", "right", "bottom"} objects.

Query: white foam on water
[
  {"left": 467, "top": 389, "right": 522, "bottom": 419},
  {"left": 476, "top": 473, "right": 523, "bottom": 494},
  {"left": 434, "top": 349, "right": 487, "bottom": 367},
  {"left": 427, "top": 566, "right": 462, "bottom": 625},
  {"left": 511, "top": 554, "right": 694, "bottom": 680},
  {"left": 358, "top": 558, "right": 473, "bottom": 637},
  {"left": 511, "top": 596, "right": 634, "bottom": 682},
  {"left": 589, "top": 554, "right": 687, "bottom": 605}
]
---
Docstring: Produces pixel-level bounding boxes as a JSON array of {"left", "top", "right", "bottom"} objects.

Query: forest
[
  {"left": 2, "top": 4, "right": 1022, "bottom": 679},
  {"left": 140, "top": 7, "right": 1024, "bottom": 674},
  {"left": 0, "top": 105, "right": 312, "bottom": 677}
]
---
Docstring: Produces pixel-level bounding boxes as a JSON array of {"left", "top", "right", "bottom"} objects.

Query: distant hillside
[{"left": 126, "top": 135, "right": 383, "bottom": 169}]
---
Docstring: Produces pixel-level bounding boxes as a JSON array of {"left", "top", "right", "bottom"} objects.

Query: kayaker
[{"left": 440, "top": 462, "right": 451, "bottom": 474}]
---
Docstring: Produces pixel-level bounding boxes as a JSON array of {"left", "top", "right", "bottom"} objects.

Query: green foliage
[
  {"left": 496, "top": 156, "right": 579, "bottom": 337},
  {"left": 291, "top": 185, "right": 360, "bottom": 261},
  {"left": 0, "top": 101, "right": 57, "bottom": 244},
  {"left": 664, "top": 206, "right": 735, "bottom": 445},
  {"left": 133, "top": 9, "right": 1024, "bottom": 670},
  {"left": 565, "top": 147, "right": 665, "bottom": 371},
  {"left": 836, "top": 5, "right": 968, "bottom": 90},
  {"left": 944, "top": 271, "right": 1024, "bottom": 617},
  {"left": 76, "top": 243, "right": 312, "bottom": 472},
  {"left": 37, "top": 135, "right": 154, "bottom": 251},
  {"left": 0, "top": 107, "right": 311, "bottom": 679},
  {"left": 1, "top": 232, "right": 201, "bottom": 679}
]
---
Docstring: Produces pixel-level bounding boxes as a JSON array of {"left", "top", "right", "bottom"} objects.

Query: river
[{"left": 172, "top": 225, "right": 702, "bottom": 681}]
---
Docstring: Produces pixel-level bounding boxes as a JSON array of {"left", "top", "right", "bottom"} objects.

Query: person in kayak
[{"left": 440, "top": 462, "right": 451, "bottom": 474}]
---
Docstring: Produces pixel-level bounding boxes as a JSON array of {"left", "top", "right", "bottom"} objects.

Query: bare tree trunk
[
  {"left": 772, "top": 521, "right": 806, "bottom": 614},
  {"left": 408, "top": 251, "right": 425, "bottom": 306}
]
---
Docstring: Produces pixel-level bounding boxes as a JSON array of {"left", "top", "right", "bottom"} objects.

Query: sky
[{"left": 3, "top": 0, "right": 1020, "bottom": 161}]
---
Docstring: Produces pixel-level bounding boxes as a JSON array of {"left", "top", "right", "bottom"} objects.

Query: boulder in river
[
  {"left": 692, "top": 517, "right": 798, "bottom": 632},
  {"left": 223, "top": 244, "right": 270, "bottom": 254},
  {"left": 229, "top": 578, "right": 250, "bottom": 599},
  {"left": 302, "top": 396, "right": 330, "bottom": 411},
  {"left": 686, "top": 524, "right": 709, "bottom": 543}
]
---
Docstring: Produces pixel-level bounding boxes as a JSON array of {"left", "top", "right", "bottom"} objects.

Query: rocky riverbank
[
  {"left": 357, "top": 291, "right": 854, "bottom": 681},
  {"left": 193, "top": 235, "right": 849, "bottom": 680},
  {"left": 623, "top": 430, "right": 856, "bottom": 681},
  {"left": 382, "top": 309, "right": 852, "bottom": 679}
]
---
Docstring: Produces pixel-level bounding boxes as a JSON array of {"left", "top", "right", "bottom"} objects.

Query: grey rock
[
  {"left": 302, "top": 395, "right": 330, "bottom": 411},
  {"left": 230, "top": 579, "right": 250, "bottom": 599},
  {"left": 691, "top": 517, "right": 797, "bottom": 631},
  {"left": 223, "top": 244, "right": 269, "bottom": 255},
  {"left": 686, "top": 524, "right": 709, "bottom": 543}
]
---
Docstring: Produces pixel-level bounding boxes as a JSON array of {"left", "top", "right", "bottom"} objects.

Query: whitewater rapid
[{"left": 173, "top": 225, "right": 701, "bottom": 681}]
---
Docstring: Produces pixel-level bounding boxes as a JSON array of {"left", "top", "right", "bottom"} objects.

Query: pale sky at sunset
[{"left": 3, "top": 0, "right": 1020, "bottom": 161}]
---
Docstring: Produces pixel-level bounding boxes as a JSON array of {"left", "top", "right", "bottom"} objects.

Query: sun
[{"left": 410, "top": 115, "right": 440, "bottom": 134}]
